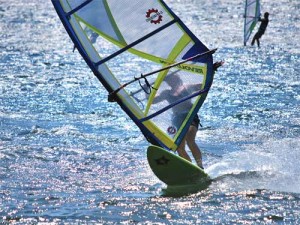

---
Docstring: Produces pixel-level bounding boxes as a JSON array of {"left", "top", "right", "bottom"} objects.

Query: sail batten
[
  {"left": 66, "top": 0, "right": 93, "bottom": 17},
  {"left": 95, "top": 20, "right": 177, "bottom": 66},
  {"left": 141, "top": 87, "right": 209, "bottom": 123},
  {"left": 52, "top": 0, "right": 214, "bottom": 150}
]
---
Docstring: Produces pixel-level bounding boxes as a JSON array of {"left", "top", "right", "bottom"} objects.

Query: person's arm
[
  {"left": 152, "top": 91, "right": 167, "bottom": 104},
  {"left": 213, "top": 61, "right": 224, "bottom": 71},
  {"left": 189, "top": 83, "right": 202, "bottom": 91}
]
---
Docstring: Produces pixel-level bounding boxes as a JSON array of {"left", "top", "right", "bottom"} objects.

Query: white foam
[{"left": 206, "top": 138, "right": 300, "bottom": 193}]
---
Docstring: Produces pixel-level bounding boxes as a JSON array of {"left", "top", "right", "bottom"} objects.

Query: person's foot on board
[{"left": 196, "top": 159, "right": 204, "bottom": 170}]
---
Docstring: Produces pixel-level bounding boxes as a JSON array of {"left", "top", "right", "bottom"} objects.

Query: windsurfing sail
[
  {"left": 244, "top": 0, "right": 261, "bottom": 45},
  {"left": 51, "top": 0, "right": 215, "bottom": 151}
]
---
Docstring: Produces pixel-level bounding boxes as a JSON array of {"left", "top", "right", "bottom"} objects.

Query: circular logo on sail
[
  {"left": 167, "top": 126, "right": 177, "bottom": 135},
  {"left": 146, "top": 9, "right": 163, "bottom": 24}
]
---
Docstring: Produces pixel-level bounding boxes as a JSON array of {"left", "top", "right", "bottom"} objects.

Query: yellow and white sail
[{"left": 52, "top": 0, "right": 215, "bottom": 150}]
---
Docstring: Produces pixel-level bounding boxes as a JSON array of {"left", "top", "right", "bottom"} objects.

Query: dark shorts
[
  {"left": 254, "top": 30, "right": 265, "bottom": 39},
  {"left": 172, "top": 113, "right": 200, "bottom": 130},
  {"left": 191, "top": 114, "right": 200, "bottom": 129}
]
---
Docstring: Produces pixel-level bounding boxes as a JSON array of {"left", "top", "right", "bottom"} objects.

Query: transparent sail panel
[
  {"left": 53, "top": 0, "right": 214, "bottom": 149},
  {"left": 244, "top": 0, "right": 261, "bottom": 45}
]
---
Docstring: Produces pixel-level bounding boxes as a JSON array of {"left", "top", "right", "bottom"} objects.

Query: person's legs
[
  {"left": 251, "top": 34, "right": 257, "bottom": 46},
  {"left": 186, "top": 125, "right": 203, "bottom": 168},
  {"left": 251, "top": 32, "right": 262, "bottom": 47},
  {"left": 257, "top": 38, "right": 260, "bottom": 47},
  {"left": 176, "top": 136, "right": 192, "bottom": 162}
]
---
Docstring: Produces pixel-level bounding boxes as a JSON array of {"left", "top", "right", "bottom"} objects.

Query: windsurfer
[
  {"left": 251, "top": 12, "right": 269, "bottom": 47},
  {"left": 152, "top": 61, "right": 223, "bottom": 169},
  {"left": 152, "top": 72, "right": 204, "bottom": 168}
]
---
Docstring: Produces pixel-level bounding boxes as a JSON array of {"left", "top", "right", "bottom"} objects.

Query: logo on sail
[
  {"left": 167, "top": 126, "right": 177, "bottom": 135},
  {"left": 146, "top": 9, "right": 163, "bottom": 24}
]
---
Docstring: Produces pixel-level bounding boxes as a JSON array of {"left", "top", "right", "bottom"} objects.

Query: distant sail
[
  {"left": 52, "top": 0, "right": 214, "bottom": 150},
  {"left": 244, "top": 0, "right": 261, "bottom": 45}
]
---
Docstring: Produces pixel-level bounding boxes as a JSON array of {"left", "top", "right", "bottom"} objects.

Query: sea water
[{"left": 0, "top": 0, "right": 299, "bottom": 224}]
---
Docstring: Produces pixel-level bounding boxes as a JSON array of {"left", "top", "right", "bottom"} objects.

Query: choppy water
[{"left": 0, "top": 0, "right": 299, "bottom": 224}]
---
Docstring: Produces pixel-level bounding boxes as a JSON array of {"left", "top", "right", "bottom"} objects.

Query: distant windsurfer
[
  {"left": 251, "top": 12, "right": 269, "bottom": 47},
  {"left": 152, "top": 61, "right": 223, "bottom": 169}
]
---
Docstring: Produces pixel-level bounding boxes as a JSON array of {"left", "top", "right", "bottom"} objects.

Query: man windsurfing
[{"left": 251, "top": 12, "right": 270, "bottom": 47}]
